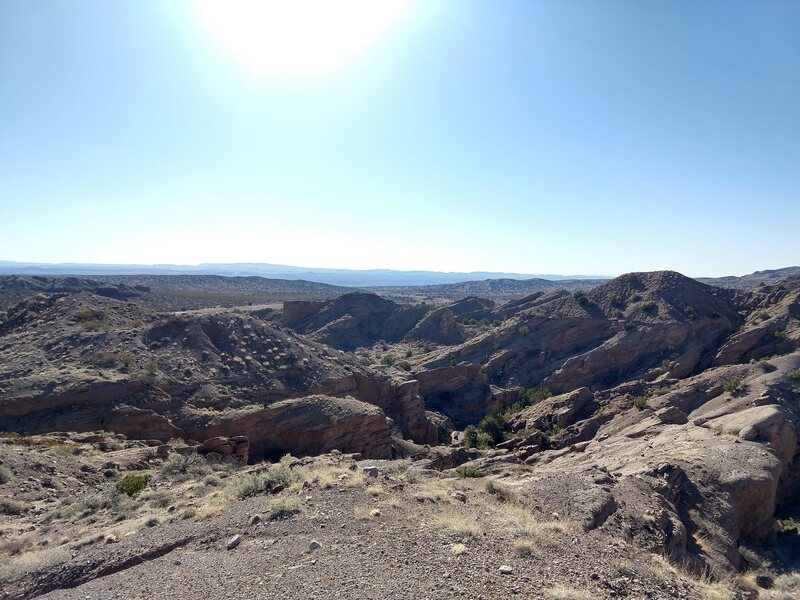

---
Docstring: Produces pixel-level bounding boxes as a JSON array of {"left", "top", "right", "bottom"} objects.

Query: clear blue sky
[{"left": 1, "top": 0, "right": 798, "bottom": 277}]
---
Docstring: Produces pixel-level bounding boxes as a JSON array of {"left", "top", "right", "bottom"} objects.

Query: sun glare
[{"left": 193, "top": 0, "right": 411, "bottom": 75}]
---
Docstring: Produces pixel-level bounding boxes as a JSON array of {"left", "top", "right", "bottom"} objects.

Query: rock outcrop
[{"left": 198, "top": 395, "right": 393, "bottom": 460}]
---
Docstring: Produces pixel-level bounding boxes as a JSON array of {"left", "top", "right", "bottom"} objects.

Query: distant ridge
[
  {"left": 698, "top": 266, "right": 800, "bottom": 289},
  {"left": 0, "top": 261, "right": 609, "bottom": 287}
]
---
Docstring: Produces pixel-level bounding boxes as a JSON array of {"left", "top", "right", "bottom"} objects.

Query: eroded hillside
[{"left": 1, "top": 270, "right": 799, "bottom": 599}]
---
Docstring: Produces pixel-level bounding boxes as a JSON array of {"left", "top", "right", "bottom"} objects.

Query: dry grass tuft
[
  {"left": 366, "top": 485, "right": 382, "bottom": 497},
  {"left": 545, "top": 584, "right": 594, "bottom": 600},
  {"left": 451, "top": 543, "right": 467, "bottom": 556},
  {"left": 513, "top": 538, "right": 538, "bottom": 557},
  {"left": 0, "top": 547, "right": 70, "bottom": 584},
  {"left": 431, "top": 509, "right": 483, "bottom": 538},
  {"left": 353, "top": 506, "right": 382, "bottom": 520},
  {"left": 497, "top": 504, "right": 576, "bottom": 539}
]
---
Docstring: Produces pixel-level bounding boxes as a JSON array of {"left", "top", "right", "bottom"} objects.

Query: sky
[{"left": 1, "top": 0, "right": 798, "bottom": 277}]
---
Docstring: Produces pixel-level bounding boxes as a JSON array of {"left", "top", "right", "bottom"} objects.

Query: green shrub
[
  {"left": 573, "top": 291, "right": 589, "bottom": 306},
  {"left": 398, "top": 361, "right": 411, "bottom": 372},
  {"left": 757, "top": 359, "right": 777, "bottom": 373},
  {"left": 462, "top": 425, "right": 492, "bottom": 450},
  {"left": 115, "top": 474, "right": 151, "bottom": 496},
  {"left": 633, "top": 396, "right": 648, "bottom": 410},
  {"left": 455, "top": 466, "right": 485, "bottom": 478},
  {"left": 788, "top": 370, "right": 800, "bottom": 382},
  {"left": 517, "top": 325, "right": 530, "bottom": 336},
  {"left": 381, "top": 354, "right": 396, "bottom": 366},
  {"left": 723, "top": 378, "right": 743, "bottom": 394},
  {"left": 640, "top": 301, "right": 657, "bottom": 313},
  {"left": 683, "top": 305, "right": 696, "bottom": 317},
  {"left": 404, "top": 349, "right": 413, "bottom": 358},
  {"left": 449, "top": 358, "right": 457, "bottom": 367},
  {"left": 517, "top": 386, "right": 551, "bottom": 407},
  {"left": 462, "top": 387, "right": 551, "bottom": 449},
  {"left": 774, "top": 330, "right": 788, "bottom": 340}
]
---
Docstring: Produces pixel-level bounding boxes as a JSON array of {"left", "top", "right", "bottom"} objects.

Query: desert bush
[
  {"left": 723, "top": 378, "right": 743, "bottom": 394},
  {"left": 757, "top": 359, "right": 777, "bottom": 373},
  {"left": 463, "top": 387, "right": 551, "bottom": 448},
  {"left": 788, "top": 370, "right": 800, "bottom": 381},
  {"left": 640, "top": 300, "right": 657, "bottom": 312},
  {"left": 485, "top": 480, "right": 516, "bottom": 503},
  {"left": 381, "top": 354, "right": 395, "bottom": 366},
  {"left": 633, "top": 396, "right": 649, "bottom": 410},
  {"left": 159, "top": 454, "right": 213, "bottom": 482},
  {"left": 227, "top": 455, "right": 306, "bottom": 499},
  {"left": 683, "top": 305, "right": 696, "bottom": 317},
  {"left": 455, "top": 466, "right": 485, "bottom": 478},
  {"left": 268, "top": 497, "right": 302, "bottom": 520},
  {"left": 91, "top": 351, "right": 135, "bottom": 368},
  {"left": 774, "top": 329, "right": 788, "bottom": 340},
  {"left": 573, "top": 291, "right": 589, "bottom": 306},
  {"left": 146, "top": 490, "right": 171, "bottom": 508},
  {"left": 0, "top": 498, "right": 30, "bottom": 515},
  {"left": 398, "top": 361, "right": 411, "bottom": 372},
  {"left": 115, "top": 474, "right": 150, "bottom": 496},
  {"left": 0, "top": 465, "right": 12, "bottom": 484},
  {"left": 517, "top": 325, "right": 530, "bottom": 335}
]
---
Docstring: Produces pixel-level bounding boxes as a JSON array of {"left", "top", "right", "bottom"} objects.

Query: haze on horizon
[{"left": 1, "top": 1, "right": 798, "bottom": 279}]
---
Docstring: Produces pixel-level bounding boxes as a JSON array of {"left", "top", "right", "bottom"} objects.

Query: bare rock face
[
  {"left": 415, "top": 364, "right": 506, "bottom": 428},
  {"left": 199, "top": 395, "right": 393, "bottom": 460},
  {"left": 352, "top": 373, "right": 441, "bottom": 445},
  {"left": 509, "top": 387, "right": 594, "bottom": 433},
  {"left": 281, "top": 292, "right": 428, "bottom": 350},
  {"left": 502, "top": 355, "right": 800, "bottom": 573},
  {"left": 405, "top": 307, "right": 465, "bottom": 345}
]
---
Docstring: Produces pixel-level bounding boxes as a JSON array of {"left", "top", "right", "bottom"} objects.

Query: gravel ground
[{"left": 31, "top": 481, "right": 709, "bottom": 600}]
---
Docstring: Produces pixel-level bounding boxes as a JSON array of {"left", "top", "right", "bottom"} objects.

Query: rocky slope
[{"left": 1, "top": 269, "right": 799, "bottom": 594}]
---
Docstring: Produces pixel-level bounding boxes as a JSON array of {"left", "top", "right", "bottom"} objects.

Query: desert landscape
[
  {"left": 3, "top": 1, "right": 798, "bottom": 598},
  {"left": 1, "top": 268, "right": 799, "bottom": 599}
]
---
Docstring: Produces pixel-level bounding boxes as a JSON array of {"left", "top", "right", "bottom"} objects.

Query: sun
[{"left": 193, "top": 0, "right": 412, "bottom": 76}]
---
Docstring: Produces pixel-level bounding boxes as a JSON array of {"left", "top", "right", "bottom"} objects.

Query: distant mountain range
[
  {"left": 1, "top": 261, "right": 797, "bottom": 291},
  {"left": 0, "top": 261, "right": 607, "bottom": 287}
]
